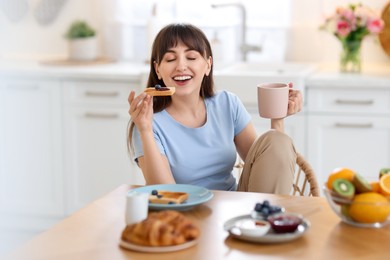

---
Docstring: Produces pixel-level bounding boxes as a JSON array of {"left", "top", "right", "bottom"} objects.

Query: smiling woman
[{"left": 127, "top": 23, "right": 303, "bottom": 194}]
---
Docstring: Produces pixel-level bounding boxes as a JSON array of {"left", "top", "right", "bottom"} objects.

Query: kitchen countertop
[
  {"left": 0, "top": 59, "right": 149, "bottom": 81},
  {"left": 306, "top": 62, "right": 390, "bottom": 88},
  {"left": 1, "top": 59, "right": 390, "bottom": 87}
]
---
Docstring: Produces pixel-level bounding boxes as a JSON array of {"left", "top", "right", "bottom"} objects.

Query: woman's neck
[{"left": 166, "top": 95, "right": 206, "bottom": 128}]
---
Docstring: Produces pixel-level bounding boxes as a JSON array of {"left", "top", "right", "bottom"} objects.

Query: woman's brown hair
[{"left": 127, "top": 23, "right": 215, "bottom": 158}]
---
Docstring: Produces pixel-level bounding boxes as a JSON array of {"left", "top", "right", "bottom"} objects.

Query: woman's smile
[{"left": 172, "top": 74, "right": 193, "bottom": 86}]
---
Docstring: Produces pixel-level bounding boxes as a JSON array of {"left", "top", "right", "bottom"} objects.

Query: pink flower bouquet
[{"left": 321, "top": 3, "right": 384, "bottom": 72}]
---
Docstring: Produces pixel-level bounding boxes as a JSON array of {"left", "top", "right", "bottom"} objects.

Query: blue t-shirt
[{"left": 132, "top": 90, "right": 251, "bottom": 191}]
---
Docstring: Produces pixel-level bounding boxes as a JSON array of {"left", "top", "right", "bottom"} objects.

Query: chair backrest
[{"left": 292, "top": 153, "right": 319, "bottom": 197}]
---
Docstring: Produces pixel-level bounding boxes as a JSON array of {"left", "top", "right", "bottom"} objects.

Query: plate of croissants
[{"left": 120, "top": 210, "right": 200, "bottom": 252}]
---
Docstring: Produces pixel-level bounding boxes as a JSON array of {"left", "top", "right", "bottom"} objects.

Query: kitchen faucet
[{"left": 211, "top": 2, "right": 262, "bottom": 61}]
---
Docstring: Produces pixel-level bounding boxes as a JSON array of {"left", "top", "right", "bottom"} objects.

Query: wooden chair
[
  {"left": 234, "top": 153, "right": 319, "bottom": 197},
  {"left": 292, "top": 153, "right": 319, "bottom": 197}
]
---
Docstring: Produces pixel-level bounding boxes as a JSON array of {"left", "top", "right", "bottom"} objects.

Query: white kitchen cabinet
[
  {"left": 0, "top": 79, "right": 64, "bottom": 227},
  {"left": 307, "top": 86, "right": 390, "bottom": 189},
  {"left": 63, "top": 80, "right": 144, "bottom": 213},
  {"left": 307, "top": 115, "right": 390, "bottom": 185}
]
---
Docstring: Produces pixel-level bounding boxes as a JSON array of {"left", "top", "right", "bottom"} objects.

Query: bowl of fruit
[{"left": 324, "top": 167, "right": 390, "bottom": 228}]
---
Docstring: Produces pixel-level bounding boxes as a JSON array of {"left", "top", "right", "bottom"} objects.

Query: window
[{"left": 106, "top": 0, "right": 293, "bottom": 62}]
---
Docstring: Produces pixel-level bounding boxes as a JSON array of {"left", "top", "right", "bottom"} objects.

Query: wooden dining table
[{"left": 6, "top": 184, "right": 390, "bottom": 260}]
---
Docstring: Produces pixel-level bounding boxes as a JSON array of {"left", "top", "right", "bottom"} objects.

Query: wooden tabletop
[{"left": 6, "top": 184, "right": 390, "bottom": 260}]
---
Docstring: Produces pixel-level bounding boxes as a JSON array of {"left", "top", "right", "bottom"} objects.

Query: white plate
[
  {"left": 224, "top": 214, "right": 310, "bottom": 244},
  {"left": 119, "top": 239, "right": 198, "bottom": 253},
  {"left": 131, "top": 184, "right": 214, "bottom": 211}
]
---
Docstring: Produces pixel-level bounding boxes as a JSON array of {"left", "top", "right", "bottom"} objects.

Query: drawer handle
[
  {"left": 84, "top": 112, "right": 119, "bottom": 119},
  {"left": 335, "top": 99, "right": 374, "bottom": 105},
  {"left": 84, "top": 91, "right": 119, "bottom": 97},
  {"left": 334, "top": 122, "right": 373, "bottom": 128}
]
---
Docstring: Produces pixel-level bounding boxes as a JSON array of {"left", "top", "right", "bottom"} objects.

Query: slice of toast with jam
[
  {"left": 144, "top": 85, "right": 175, "bottom": 96},
  {"left": 149, "top": 190, "right": 189, "bottom": 204}
]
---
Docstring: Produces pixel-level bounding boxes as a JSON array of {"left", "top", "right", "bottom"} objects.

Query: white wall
[
  {"left": 287, "top": 0, "right": 389, "bottom": 63},
  {"left": 0, "top": 0, "right": 101, "bottom": 60},
  {"left": 0, "top": 0, "right": 389, "bottom": 63}
]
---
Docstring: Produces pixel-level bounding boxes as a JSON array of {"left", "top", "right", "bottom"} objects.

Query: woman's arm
[
  {"left": 234, "top": 122, "right": 257, "bottom": 162},
  {"left": 137, "top": 134, "right": 175, "bottom": 185},
  {"left": 128, "top": 90, "right": 175, "bottom": 184}
]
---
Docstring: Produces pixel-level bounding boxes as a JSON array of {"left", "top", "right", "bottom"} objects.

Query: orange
[
  {"left": 349, "top": 192, "right": 390, "bottom": 223},
  {"left": 370, "top": 181, "right": 381, "bottom": 193},
  {"left": 326, "top": 168, "right": 356, "bottom": 190},
  {"left": 379, "top": 174, "right": 390, "bottom": 196}
]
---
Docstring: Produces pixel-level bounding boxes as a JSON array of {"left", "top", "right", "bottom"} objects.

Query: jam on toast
[
  {"left": 144, "top": 85, "right": 175, "bottom": 96},
  {"left": 149, "top": 190, "right": 189, "bottom": 204}
]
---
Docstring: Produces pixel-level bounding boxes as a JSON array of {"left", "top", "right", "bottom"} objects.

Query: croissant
[{"left": 121, "top": 210, "right": 200, "bottom": 247}]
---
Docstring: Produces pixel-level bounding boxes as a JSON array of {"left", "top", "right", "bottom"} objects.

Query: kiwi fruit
[
  {"left": 332, "top": 179, "right": 355, "bottom": 200},
  {"left": 352, "top": 173, "right": 372, "bottom": 193},
  {"left": 379, "top": 168, "right": 390, "bottom": 179}
]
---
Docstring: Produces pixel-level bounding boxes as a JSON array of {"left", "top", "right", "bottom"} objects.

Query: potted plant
[{"left": 65, "top": 20, "right": 98, "bottom": 61}]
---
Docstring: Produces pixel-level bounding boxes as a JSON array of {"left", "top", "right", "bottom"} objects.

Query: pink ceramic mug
[{"left": 257, "top": 83, "right": 289, "bottom": 119}]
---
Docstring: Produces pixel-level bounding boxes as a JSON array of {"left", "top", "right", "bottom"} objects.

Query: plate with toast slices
[{"left": 131, "top": 184, "right": 213, "bottom": 211}]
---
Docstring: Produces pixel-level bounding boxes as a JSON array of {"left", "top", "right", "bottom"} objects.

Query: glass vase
[{"left": 339, "top": 40, "right": 362, "bottom": 73}]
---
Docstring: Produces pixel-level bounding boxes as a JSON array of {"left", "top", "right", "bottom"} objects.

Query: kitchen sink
[{"left": 214, "top": 62, "right": 316, "bottom": 106}]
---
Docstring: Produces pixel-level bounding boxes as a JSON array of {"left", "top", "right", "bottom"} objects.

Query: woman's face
[{"left": 154, "top": 41, "right": 212, "bottom": 97}]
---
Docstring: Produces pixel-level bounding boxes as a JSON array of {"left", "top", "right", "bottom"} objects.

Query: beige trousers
[{"left": 237, "top": 130, "right": 297, "bottom": 195}]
